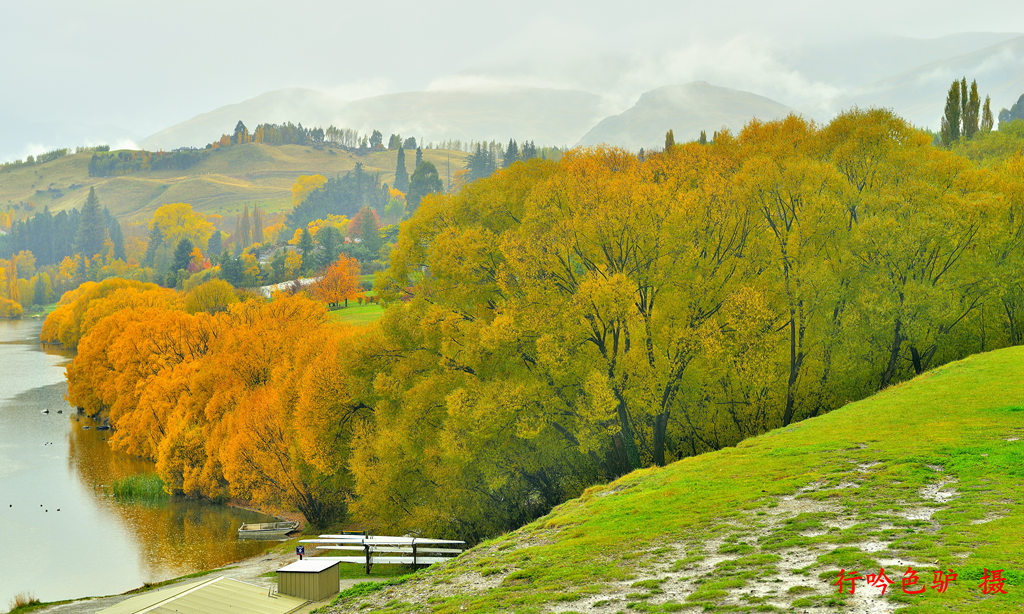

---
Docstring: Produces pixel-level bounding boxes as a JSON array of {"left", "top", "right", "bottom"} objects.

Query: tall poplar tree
[
  {"left": 941, "top": 81, "right": 962, "bottom": 147},
  {"left": 964, "top": 80, "right": 981, "bottom": 139},
  {"left": 236, "top": 205, "right": 251, "bottom": 249},
  {"left": 981, "top": 95, "right": 995, "bottom": 133},
  {"left": 252, "top": 206, "right": 265, "bottom": 244}
]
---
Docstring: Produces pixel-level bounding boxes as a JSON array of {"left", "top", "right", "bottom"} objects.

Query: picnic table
[{"left": 299, "top": 534, "right": 467, "bottom": 573}]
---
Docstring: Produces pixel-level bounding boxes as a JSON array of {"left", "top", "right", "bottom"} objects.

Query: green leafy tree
[
  {"left": 369, "top": 130, "right": 383, "bottom": 150},
  {"left": 665, "top": 129, "right": 675, "bottom": 149},
  {"left": 207, "top": 231, "right": 222, "bottom": 261},
  {"left": 316, "top": 226, "right": 342, "bottom": 268}
]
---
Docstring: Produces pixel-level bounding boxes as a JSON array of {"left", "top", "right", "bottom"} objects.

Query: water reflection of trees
[{"left": 67, "top": 423, "right": 273, "bottom": 578}]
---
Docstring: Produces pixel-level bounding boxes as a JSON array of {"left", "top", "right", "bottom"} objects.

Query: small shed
[{"left": 277, "top": 558, "right": 341, "bottom": 601}]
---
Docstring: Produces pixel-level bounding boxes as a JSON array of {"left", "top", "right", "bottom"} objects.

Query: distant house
[{"left": 257, "top": 276, "right": 321, "bottom": 299}]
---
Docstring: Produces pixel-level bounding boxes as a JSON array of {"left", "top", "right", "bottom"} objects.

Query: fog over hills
[
  {"left": 6, "top": 17, "right": 1024, "bottom": 161},
  {"left": 839, "top": 35, "right": 1024, "bottom": 129},
  {"left": 135, "top": 32, "right": 1024, "bottom": 155},
  {"left": 143, "top": 88, "right": 605, "bottom": 151},
  {"left": 578, "top": 82, "right": 796, "bottom": 150}
]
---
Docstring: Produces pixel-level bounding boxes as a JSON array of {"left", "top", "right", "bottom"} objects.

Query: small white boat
[{"left": 237, "top": 521, "right": 299, "bottom": 539}]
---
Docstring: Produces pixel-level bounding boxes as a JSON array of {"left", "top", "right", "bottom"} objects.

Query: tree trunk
[
  {"left": 782, "top": 317, "right": 799, "bottom": 426},
  {"left": 880, "top": 319, "right": 903, "bottom": 389},
  {"left": 652, "top": 412, "right": 669, "bottom": 466},
  {"left": 614, "top": 391, "right": 641, "bottom": 471}
]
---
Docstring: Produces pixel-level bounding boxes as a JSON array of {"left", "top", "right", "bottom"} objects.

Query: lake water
[{"left": 0, "top": 319, "right": 276, "bottom": 607}]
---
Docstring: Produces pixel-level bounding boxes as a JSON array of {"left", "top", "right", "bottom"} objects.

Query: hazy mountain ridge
[
  {"left": 122, "top": 32, "right": 1024, "bottom": 153},
  {"left": 578, "top": 81, "right": 796, "bottom": 149}
]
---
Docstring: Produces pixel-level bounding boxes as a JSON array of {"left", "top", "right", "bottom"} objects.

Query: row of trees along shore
[{"left": 42, "top": 108, "right": 1024, "bottom": 542}]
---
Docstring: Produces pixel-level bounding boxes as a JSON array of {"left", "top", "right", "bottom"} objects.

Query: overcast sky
[{"left": 2, "top": 0, "right": 1023, "bottom": 159}]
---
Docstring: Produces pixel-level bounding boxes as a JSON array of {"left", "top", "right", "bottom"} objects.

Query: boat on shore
[{"left": 237, "top": 520, "right": 299, "bottom": 539}]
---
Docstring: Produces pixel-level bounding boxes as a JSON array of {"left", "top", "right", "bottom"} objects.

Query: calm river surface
[{"left": 0, "top": 319, "right": 276, "bottom": 607}]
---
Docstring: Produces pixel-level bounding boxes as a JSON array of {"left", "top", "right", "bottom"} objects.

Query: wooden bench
[{"left": 299, "top": 534, "right": 467, "bottom": 573}]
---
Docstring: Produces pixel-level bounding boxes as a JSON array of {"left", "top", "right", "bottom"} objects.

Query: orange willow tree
[{"left": 55, "top": 281, "right": 369, "bottom": 526}]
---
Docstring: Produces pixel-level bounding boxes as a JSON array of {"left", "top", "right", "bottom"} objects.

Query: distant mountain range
[
  {"left": 142, "top": 88, "right": 606, "bottom": 151},
  {"left": 578, "top": 82, "right": 795, "bottom": 150},
  {"left": 131, "top": 32, "right": 1024, "bottom": 153}
]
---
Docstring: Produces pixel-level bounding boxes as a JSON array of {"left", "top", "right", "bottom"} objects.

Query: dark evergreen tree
[
  {"left": 207, "top": 231, "right": 223, "bottom": 260},
  {"left": 220, "top": 252, "right": 244, "bottom": 286},
  {"left": 75, "top": 187, "right": 107, "bottom": 258},
  {"left": 172, "top": 238, "right": 194, "bottom": 273},
  {"left": 355, "top": 206, "right": 382, "bottom": 256},
  {"left": 521, "top": 141, "right": 537, "bottom": 160},
  {"left": 387, "top": 134, "right": 402, "bottom": 150},
  {"left": 270, "top": 249, "right": 287, "bottom": 283},
  {"left": 699, "top": 130, "right": 708, "bottom": 145},
  {"left": 466, "top": 145, "right": 496, "bottom": 181},
  {"left": 394, "top": 146, "right": 410, "bottom": 192},
  {"left": 665, "top": 129, "right": 675, "bottom": 149},
  {"left": 503, "top": 139, "right": 519, "bottom": 168},
  {"left": 408, "top": 162, "right": 443, "bottom": 212},
  {"left": 316, "top": 226, "right": 342, "bottom": 268},
  {"left": 286, "top": 163, "right": 388, "bottom": 229},
  {"left": 415, "top": 146, "right": 423, "bottom": 167}
]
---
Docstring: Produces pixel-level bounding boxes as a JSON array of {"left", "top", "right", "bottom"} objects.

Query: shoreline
[{"left": 25, "top": 538, "right": 304, "bottom": 614}]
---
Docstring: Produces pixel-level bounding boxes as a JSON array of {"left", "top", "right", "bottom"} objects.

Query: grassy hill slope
[
  {"left": 330, "top": 347, "right": 1024, "bottom": 613},
  {"left": 1, "top": 144, "right": 467, "bottom": 222}
]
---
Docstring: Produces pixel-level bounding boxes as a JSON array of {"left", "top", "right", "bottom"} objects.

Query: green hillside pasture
[
  {"left": 1, "top": 144, "right": 469, "bottom": 222},
  {"left": 328, "top": 303, "right": 384, "bottom": 326},
  {"left": 329, "top": 346, "right": 1024, "bottom": 613}
]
